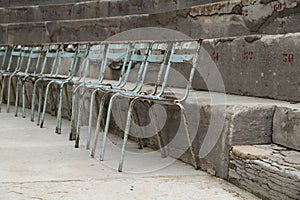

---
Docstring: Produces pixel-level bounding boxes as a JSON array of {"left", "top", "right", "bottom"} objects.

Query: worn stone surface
[
  {"left": 273, "top": 106, "right": 300, "bottom": 151},
  {"left": 0, "top": 0, "right": 92, "bottom": 7},
  {"left": 195, "top": 33, "right": 300, "bottom": 102},
  {"left": 1, "top": 0, "right": 300, "bottom": 44},
  {"left": 229, "top": 144, "right": 300, "bottom": 200},
  {"left": 0, "top": 111, "right": 260, "bottom": 200},
  {"left": 0, "top": 0, "right": 222, "bottom": 23},
  {"left": 83, "top": 88, "right": 276, "bottom": 179}
]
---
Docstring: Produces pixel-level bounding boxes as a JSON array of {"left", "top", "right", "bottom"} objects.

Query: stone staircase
[
  {"left": 1, "top": 0, "right": 300, "bottom": 199},
  {"left": 1, "top": 0, "right": 300, "bottom": 43}
]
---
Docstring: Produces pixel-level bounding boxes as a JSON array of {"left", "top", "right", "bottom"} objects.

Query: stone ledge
[
  {"left": 273, "top": 106, "right": 300, "bottom": 151},
  {"left": 229, "top": 144, "right": 300, "bottom": 200}
]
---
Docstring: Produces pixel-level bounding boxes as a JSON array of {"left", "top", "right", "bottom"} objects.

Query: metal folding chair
[
  {"left": 39, "top": 43, "right": 89, "bottom": 134},
  {"left": 99, "top": 39, "right": 202, "bottom": 172},
  {"left": 0, "top": 45, "right": 23, "bottom": 113},
  {"left": 30, "top": 44, "right": 60, "bottom": 123},
  {"left": 74, "top": 41, "right": 153, "bottom": 149},
  {"left": 35, "top": 44, "right": 75, "bottom": 127},
  {"left": 6, "top": 46, "right": 33, "bottom": 113},
  {"left": 70, "top": 41, "right": 134, "bottom": 144},
  {"left": 14, "top": 45, "right": 43, "bottom": 118},
  {"left": 91, "top": 41, "right": 170, "bottom": 159},
  {"left": 69, "top": 43, "right": 108, "bottom": 140}
]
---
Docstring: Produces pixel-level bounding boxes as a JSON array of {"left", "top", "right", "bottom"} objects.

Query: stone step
[
  {"left": 229, "top": 144, "right": 300, "bottom": 200},
  {"left": 0, "top": 0, "right": 99, "bottom": 7},
  {"left": 273, "top": 106, "right": 300, "bottom": 151},
  {"left": 110, "top": 31, "right": 300, "bottom": 103},
  {"left": 75, "top": 84, "right": 299, "bottom": 179},
  {"left": 0, "top": 0, "right": 220, "bottom": 23},
  {"left": 2, "top": 30, "right": 300, "bottom": 103},
  {"left": 2, "top": 32, "right": 300, "bottom": 104},
  {"left": 7, "top": 73, "right": 298, "bottom": 180},
  {"left": 1, "top": 0, "right": 300, "bottom": 43}
]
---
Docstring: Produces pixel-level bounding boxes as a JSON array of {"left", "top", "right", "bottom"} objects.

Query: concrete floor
[{"left": 0, "top": 106, "right": 260, "bottom": 200}]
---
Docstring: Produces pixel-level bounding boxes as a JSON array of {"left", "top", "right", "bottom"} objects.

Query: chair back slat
[
  {"left": 99, "top": 42, "right": 131, "bottom": 84},
  {"left": 6, "top": 45, "right": 23, "bottom": 72},
  {"left": 71, "top": 43, "right": 90, "bottom": 81},
  {"left": 0, "top": 45, "right": 9, "bottom": 70},
  {"left": 40, "top": 44, "right": 60, "bottom": 75},
  {"left": 119, "top": 41, "right": 152, "bottom": 91},
  {"left": 82, "top": 44, "right": 106, "bottom": 83},
  {"left": 157, "top": 40, "right": 202, "bottom": 99},
  {"left": 131, "top": 41, "right": 170, "bottom": 94},
  {"left": 53, "top": 44, "right": 77, "bottom": 77}
]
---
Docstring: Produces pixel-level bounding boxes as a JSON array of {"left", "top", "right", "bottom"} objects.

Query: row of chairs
[
  {"left": 0, "top": 43, "right": 89, "bottom": 132},
  {"left": 0, "top": 39, "right": 202, "bottom": 172}
]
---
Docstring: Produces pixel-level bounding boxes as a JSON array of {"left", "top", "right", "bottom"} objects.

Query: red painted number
[
  {"left": 213, "top": 52, "right": 219, "bottom": 62},
  {"left": 244, "top": 51, "right": 254, "bottom": 61},
  {"left": 274, "top": 3, "right": 283, "bottom": 11},
  {"left": 283, "top": 53, "right": 294, "bottom": 63}
]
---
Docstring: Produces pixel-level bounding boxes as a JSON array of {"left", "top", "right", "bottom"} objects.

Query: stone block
[
  {"left": 7, "top": 23, "right": 45, "bottom": 44},
  {"left": 102, "top": 90, "right": 275, "bottom": 178},
  {"left": 273, "top": 106, "right": 300, "bottom": 151},
  {"left": 229, "top": 144, "right": 300, "bottom": 200},
  {"left": 193, "top": 33, "right": 300, "bottom": 102}
]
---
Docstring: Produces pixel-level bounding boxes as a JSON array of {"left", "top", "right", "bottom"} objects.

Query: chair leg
[
  {"left": 36, "top": 83, "right": 44, "bottom": 126},
  {"left": 86, "top": 89, "right": 100, "bottom": 150},
  {"left": 7, "top": 76, "right": 13, "bottom": 113},
  {"left": 14, "top": 78, "right": 20, "bottom": 117},
  {"left": 40, "top": 82, "right": 53, "bottom": 128},
  {"left": 0, "top": 77, "right": 6, "bottom": 113},
  {"left": 118, "top": 99, "right": 136, "bottom": 172},
  {"left": 90, "top": 94, "right": 105, "bottom": 157},
  {"left": 22, "top": 79, "right": 26, "bottom": 118},
  {"left": 64, "top": 85, "right": 71, "bottom": 119},
  {"left": 149, "top": 103, "right": 167, "bottom": 158},
  {"left": 100, "top": 93, "right": 119, "bottom": 161},
  {"left": 49, "top": 85, "right": 56, "bottom": 116},
  {"left": 176, "top": 102, "right": 199, "bottom": 170},
  {"left": 30, "top": 80, "right": 40, "bottom": 122},
  {"left": 55, "top": 85, "right": 64, "bottom": 134},
  {"left": 74, "top": 90, "right": 86, "bottom": 148},
  {"left": 69, "top": 87, "right": 81, "bottom": 141},
  {"left": 131, "top": 104, "right": 144, "bottom": 149}
]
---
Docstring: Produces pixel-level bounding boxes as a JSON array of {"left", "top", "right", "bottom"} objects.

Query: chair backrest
[
  {"left": 6, "top": 44, "right": 23, "bottom": 73},
  {"left": 157, "top": 39, "right": 202, "bottom": 101},
  {"left": 70, "top": 43, "right": 90, "bottom": 80},
  {"left": 26, "top": 45, "right": 43, "bottom": 75},
  {"left": 0, "top": 45, "right": 9, "bottom": 71},
  {"left": 99, "top": 42, "right": 131, "bottom": 85},
  {"left": 82, "top": 43, "right": 106, "bottom": 83},
  {"left": 39, "top": 44, "right": 60, "bottom": 75},
  {"left": 18, "top": 45, "right": 34, "bottom": 74},
  {"left": 118, "top": 41, "right": 152, "bottom": 91},
  {"left": 53, "top": 44, "right": 78, "bottom": 77}
]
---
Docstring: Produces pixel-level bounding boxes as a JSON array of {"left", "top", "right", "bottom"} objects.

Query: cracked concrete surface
[{"left": 0, "top": 106, "right": 260, "bottom": 200}]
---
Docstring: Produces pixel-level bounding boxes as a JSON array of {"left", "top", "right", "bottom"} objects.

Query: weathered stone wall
[
  {"left": 229, "top": 145, "right": 300, "bottom": 200},
  {"left": 1, "top": 0, "right": 300, "bottom": 44},
  {"left": 0, "top": 0, "right": 223, "bottom": 23},
  {"left": 0, "top": 0, "right": 93, "bottom": 7},
  {"left": 195, "top": 33, "right": 300, "bottom": 102}
]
